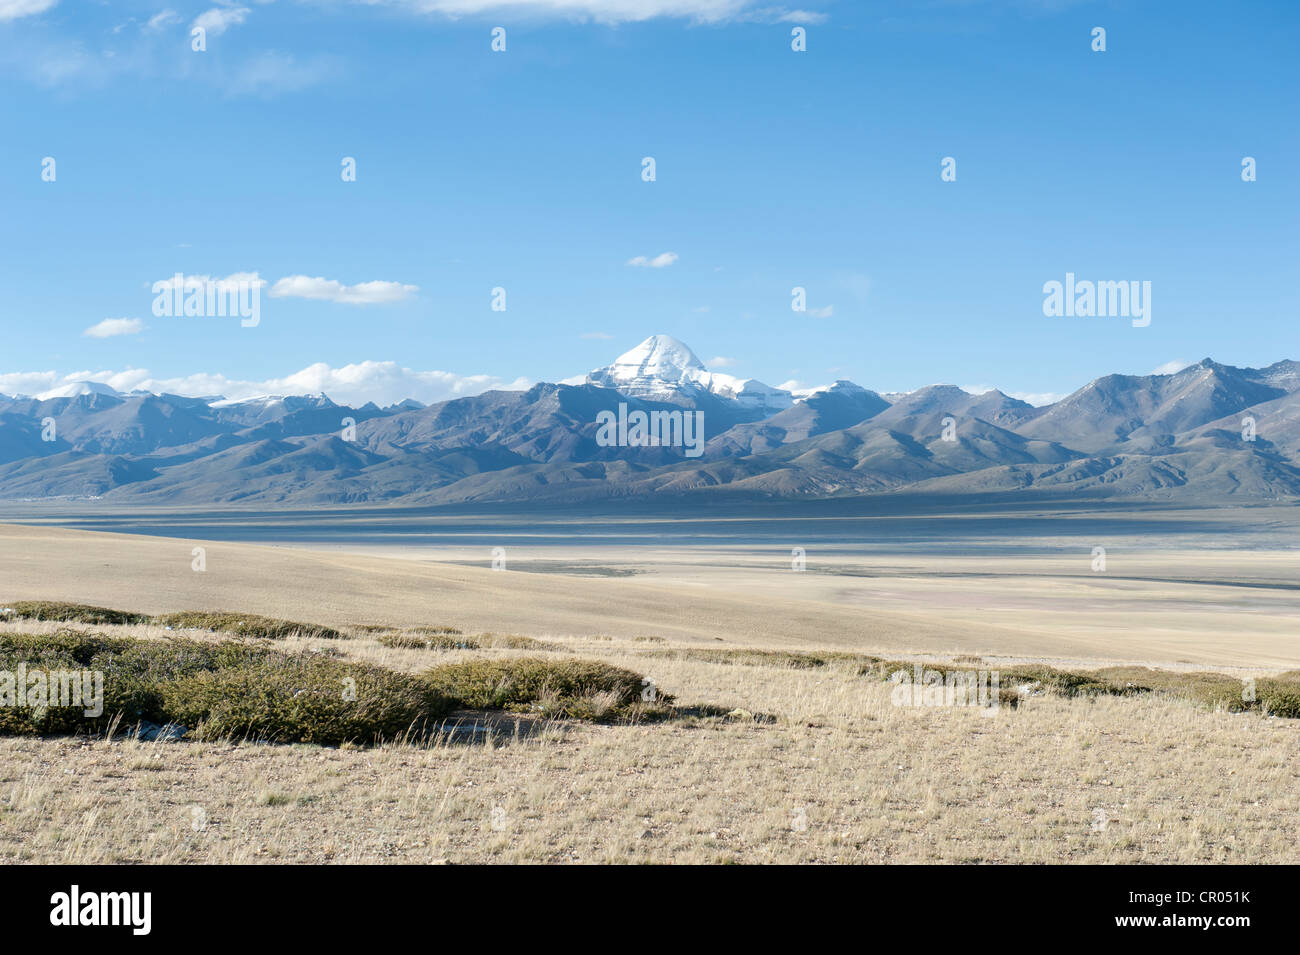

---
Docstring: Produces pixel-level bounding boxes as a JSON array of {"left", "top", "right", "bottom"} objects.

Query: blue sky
[{"left": 2, "top": 0, "right": 1297, "bottom": 406}]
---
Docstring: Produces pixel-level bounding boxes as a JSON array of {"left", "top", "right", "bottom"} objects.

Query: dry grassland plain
[{"left": 0, "top": 506, "right": 1297, "bottom": 864}]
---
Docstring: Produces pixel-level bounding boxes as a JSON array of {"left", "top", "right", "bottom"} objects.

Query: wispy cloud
[
  {"left": 145, "top": 9, "right": 182, "bottom": 31},
  {"left": 371, "top": 1, "right": 826, "bottom": 25},
  {"left": 224, "top": 51, "right": 335, "bottom": 96},
  {"left": 0, "top": 0, "right": 57, "bottom": 21},
  {"left": 269, "top": 275, "right": 418, "bottom": 305},
  {"left": 193, "top": 5, "right": 250, "bottom": 37},
  {"left": 708, "top": 356, "right": 737, "bottom": 367},
  {"left": 1151, "top": 359, "right": 1192, "bottom": 376},
  {"left": 627, "top": 251, "right": 678, "bottom": 268},
  {"left": 806, "top": 304, "right": 833, "bottom": 318},
  {"left": 83, "top": 318, "right": 144, "bottom": 339}
]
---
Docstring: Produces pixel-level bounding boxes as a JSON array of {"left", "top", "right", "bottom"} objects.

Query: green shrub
[
  {"left": 1093, "top": 666, "right": 1246, "bottom": 710},
  {"left": 424, "top": 657, "right": 670, "bottom": 720},
  {"left": 378, "top": 631, "right": 550, "bottom": 651},
  {"left": 163, "top": 656, "right": 453, "bottom": 744},
  {"left": 1, "top": 601, "right": 149, "bottom": 626},
  {"left": 1258, "top": 680, "right": 1300, "bottom": 718},
  {"left": 645, "top": 647, "right": 858, "bottom": 670},
  {"left": 380, "top": 632, "right": 479, "bottom": 650},
  {"left": 0, "top": 631, "right": 446, "bottom": 743},
  {"left": 153, "top": 611, "right": 340, "bottom": 641},
  {"left": 863, "top": 658, "right": 1300, "bottom": 719},
  {"left": 1001, "top": 665, "right": 1141, "bottom": 697},
  {"left": 475, "top": 633, "right": 550, "bottom": 650},
  {"left": 0, "top": 630, "right": 685, "bottom": 742},
  {"left": 0, "top": 631, "right": 265, "bottom": 735}
]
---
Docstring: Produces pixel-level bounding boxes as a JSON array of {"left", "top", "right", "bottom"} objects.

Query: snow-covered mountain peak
[
  {"left": 586, "top": 335, "right": 794, "bottom": 412},
  {"left": 589, "top": 335, "right": 707, "bottom": 393}
]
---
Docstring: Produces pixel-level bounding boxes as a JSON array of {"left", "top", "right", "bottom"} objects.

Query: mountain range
[{"left": 2, "top": 335, "right": 1298, "bottom": 505}]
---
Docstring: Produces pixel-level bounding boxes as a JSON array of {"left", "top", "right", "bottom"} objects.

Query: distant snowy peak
[
  {"left": 586, "top": 335, "right": 794, "bottom": 412},
  {"left": 209, "top": 393, "right": 335, "bottom": 410},
  {"left": 799, "top": 380, "right": 874, "bottom": 400}
]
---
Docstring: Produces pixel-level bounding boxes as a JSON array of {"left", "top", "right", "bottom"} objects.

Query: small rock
[{"left": 133, "top": 721, "right": 188, "bottom": 742}]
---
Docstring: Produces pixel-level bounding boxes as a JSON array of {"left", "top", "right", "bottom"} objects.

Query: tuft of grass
[
  {"left": 1, "top": 601, "right": 149, "bottom": 626},
  {"left": 153, "top": 611, "right": 341, "bottom": 641},
  {"left": 424, "top": 657, "right": 673, "bottom": 721},
  {"left": 378, "top": 631, "right": 551, "bottom": 651},
  {"left": 474, "top": 633, "right": 552, "bottom": 650},
  {"left": 644, "top": 647, "right": 874, "bottom": 670}
]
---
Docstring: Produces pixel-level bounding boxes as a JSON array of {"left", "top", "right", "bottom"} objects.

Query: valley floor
[{"left": 0, "top": 509, "right": 1297, "bottom": 864}]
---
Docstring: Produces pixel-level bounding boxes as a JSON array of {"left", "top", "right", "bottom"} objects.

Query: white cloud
[
  {"left": 627, "top": 251, "right": 678, "bottom": 268},
  {"left": 764, "top": 8, "right": 825, "bottom": 23},
  {"left": 0, "top": 371, "right": 63, "bottom": 398},
  {"left": 153, "top": 271, "right": 266, "bottom": 292},
  {"left": 193, "top": 5, "right": 249, "bottom": 37},
  {"left": 806, "top": 304, "right": 833, "bottom": 318},
  {"left": 707, "top": 356, "right": 737, "bottom": 368},
  {"left": 375, "top": 1, "right": 826, "bottom": 25},
  {"left": 580, "top": 332, "right": 612, "bottom": 340},
  {"left": 777, "top": 378, "right": 822, "bottom": 397},
  {"left": 268, "top": 275, "right": 418, "bottom": 305},
  {"left": 1151, "top": 358, "right": 1192, "bottom": 376},
  {"left": 83, "top": 318, "right": 144, "bottom": 339},
  {"left": 150, "top": 272, "right": 416, "bottom": 306},
  {"left": 0, "top": 0, "right": 57, "bottom": 21},
  {"left": 225, "top": 51, "right": 335, "bottom": 96},
  {"left": 145, "top": 9, "right": 181, "bottom": 31},
  {"left": 0, "top": 362, "right": 530, "bottom": 407}
]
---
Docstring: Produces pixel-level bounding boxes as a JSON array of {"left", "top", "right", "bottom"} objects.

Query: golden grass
[{"left": 1, "top": 623, "right": 1296, "bottom": 864}]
